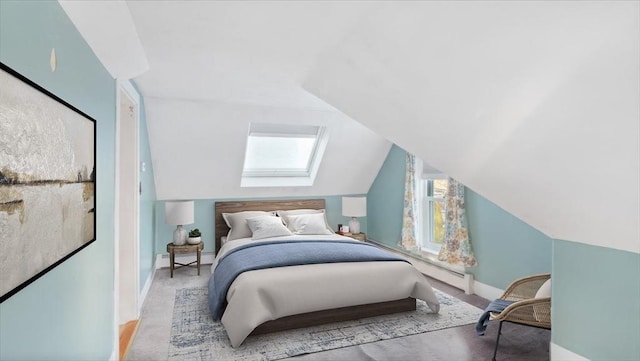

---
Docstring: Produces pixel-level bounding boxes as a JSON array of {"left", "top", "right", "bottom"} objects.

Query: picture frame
[{"left": 0, "top": 62, "right": 97, "bottom": 303}]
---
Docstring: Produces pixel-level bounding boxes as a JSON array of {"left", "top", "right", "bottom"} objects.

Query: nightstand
[
  {"left": 166, "top": 242, "right": 204, "bottom": 278},
  {"left": 341, "top": 233, "right": 367, "bottom": 242}
]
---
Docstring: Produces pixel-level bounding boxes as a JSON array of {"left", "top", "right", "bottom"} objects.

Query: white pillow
[
  {"left": 246, "top": 215, "right": 293, "bottom": 240},
  {"left": 276, "top": 209, "right": 334, "bottom": 233},
  {"left": 535, "top": 279, "right": 551, "bottom": 299},
  {"left": 222, "top": 211, "right": 275, "bottom": 241},
  {"left": 533, "top": 278, "right": 551, "bottom": 322},
  {"left": 285, "top": 213, "right": 334, "bottom": 235}
]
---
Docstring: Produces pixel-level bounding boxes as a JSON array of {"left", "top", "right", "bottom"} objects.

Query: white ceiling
[
  {"left": 303, "top": 1, "right": 639, "bottom": 253},
  {"left": 143, "top": 96, "right": 390, "bottom": 199},
  {"left": 129, "top": 1, "right": 379, "bottom": 110},
  {"left": 126, "top": 1, "right": 393, "bottom": 200},
  {"left": 58, "top": 0, "right": 148, "bottom": 79},
  {"left": 61, "top": 1, "right": 639, "bottom": 253}
]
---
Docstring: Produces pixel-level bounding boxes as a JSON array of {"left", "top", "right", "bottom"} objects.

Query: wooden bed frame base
[
  {"left": 214, "top": 199, "right": 419, "bottom": 337},
  {"left": 251, "top": 298, "right": 417, "bottom": 336}
]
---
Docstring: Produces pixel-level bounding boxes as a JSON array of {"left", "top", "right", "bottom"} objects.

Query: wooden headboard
[{"left": 214, "top": 199, "right": 325, "bottom": 254}]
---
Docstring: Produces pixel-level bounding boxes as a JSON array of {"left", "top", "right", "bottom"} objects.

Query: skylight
[{"left": 241, "top": 123, "right": 328, "bottom": 187}]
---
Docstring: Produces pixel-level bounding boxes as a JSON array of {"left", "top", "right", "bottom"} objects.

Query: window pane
[
  {"left": 244, "top": 135, "right": 316, "bottom": 172},
  {"left": 433, "top": 179, "right": 448, "bottom": 198},
  {"left": 433, "top": 199, "right": 445, "bottom": 244},
  {"left": 241, "top": 123, "right": 328, "bottom": 187},
  {"left": 420, "top": 178, "right": 448, "bottom": 253}
]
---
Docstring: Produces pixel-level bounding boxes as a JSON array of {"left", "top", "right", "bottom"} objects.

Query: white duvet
[{"left": 210, "top": 235, "right": 440, "bottom": 347}]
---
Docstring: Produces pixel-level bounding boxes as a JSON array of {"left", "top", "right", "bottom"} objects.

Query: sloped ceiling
[
  {"left": 61, "top": 1, "right": 638, "bottom": 253},
  {"left": 127, "top": 1, "right": 391, "bottom": 200},
  {"left": 59, "top": 1, "right": 393, "bottom": 199},
  {"left": 144, "top": 97, "right": 390, "bottom": 199},
  {"left": 58, "top": 0, "right": 148, "bottom": 79},
  {"left": 303, "top": 2, "right": 639, "bottom": 253}
]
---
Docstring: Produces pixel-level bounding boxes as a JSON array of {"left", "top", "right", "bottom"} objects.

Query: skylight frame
[{"left": 241, "top": 123, "right": 329, "bottom": 187}]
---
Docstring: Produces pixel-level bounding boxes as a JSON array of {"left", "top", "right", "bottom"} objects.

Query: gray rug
[{"left": 167, "top": 287, "right": 482, "bottom": 361}]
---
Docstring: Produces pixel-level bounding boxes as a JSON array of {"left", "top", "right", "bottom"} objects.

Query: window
[
  {"left": 419, "top": 176, "right": 448, "bottom": 254},
  {"left": 414, "top": 159, "right": 448, "bottom": 255},
  {"left": 241, "top": 123, "right": 328, "bottom": 187}
]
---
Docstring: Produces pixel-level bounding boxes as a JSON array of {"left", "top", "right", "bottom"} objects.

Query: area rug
[{"left": 167, "top": 287, "right": 482, "bottom": 361}]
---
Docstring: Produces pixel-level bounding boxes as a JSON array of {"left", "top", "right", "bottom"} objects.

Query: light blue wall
[
  {"left": 368, "top": 144, "right": 406, "bottom": 248},
  {"left": 553, "top": 240, "right": 640, "bottom": 360},
  {"left": 156, "top": 200, "right": 218, "bottom": 255},
  {"left": 137, "top": 91, "right": 157, "bottom": 290},
  {"left": 154, "top": 195, "right": 366, "bottom": 256},
  {"left": 368, "top": 145, "right": 640, "bottom": 359},
  {"left": 0, "top": 1, "right": 116, "bottom": 360},
  {"left": 465, "top": 191, "right": 552, "bottom": 289},
  {"left": 367, "top": 145, "right": 552, "bottom": 289}
]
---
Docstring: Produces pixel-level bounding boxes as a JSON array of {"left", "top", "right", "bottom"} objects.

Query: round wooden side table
[{"left": 166, "top": 242, "right": 204, "bottom": 278}]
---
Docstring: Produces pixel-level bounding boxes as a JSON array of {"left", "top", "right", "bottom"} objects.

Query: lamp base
[
  {"left": 173, "top": 225, "right": 187, "bottom": 245},
  {"left": 348, "top": 217, "right": 360, "bottom": 234}
]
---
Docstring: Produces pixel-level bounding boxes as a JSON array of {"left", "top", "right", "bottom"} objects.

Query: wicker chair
[{"left": 489, "top": 273, "right": 551, "bottom": 361}]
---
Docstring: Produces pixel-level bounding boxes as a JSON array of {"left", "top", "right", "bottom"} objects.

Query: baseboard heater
[{"left": 369, "top": 240, "right": 474, "bottom": 295}]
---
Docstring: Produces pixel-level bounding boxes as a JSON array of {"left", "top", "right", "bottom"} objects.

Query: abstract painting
[{"left": 0, "top": 63, "right": 96, "bottom": 303}]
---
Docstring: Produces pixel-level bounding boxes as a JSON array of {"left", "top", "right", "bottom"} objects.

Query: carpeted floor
[
  {"left": 127, "top": 265, "right": 551, "bottom": 361},
  {"left": 167, "top": 287, "right": 481, "bottom": 361}
]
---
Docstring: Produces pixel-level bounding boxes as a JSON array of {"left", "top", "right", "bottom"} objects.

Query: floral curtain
[
  {"left": 400, "top": 153, "right": 419, "bottom": 252},
  {"left": 437, "top": 177, "right": 478, "bottom": 267}
]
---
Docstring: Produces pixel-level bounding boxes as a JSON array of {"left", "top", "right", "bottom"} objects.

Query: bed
[{"left": 210, "top": 199, "right": 440, "bottom": 347}]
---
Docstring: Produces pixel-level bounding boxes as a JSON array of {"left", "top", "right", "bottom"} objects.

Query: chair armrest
[
  {"left": 491, "top": 297, "right": 551, "bottom": 329},
  {"left": 500, "top": 273, "right": 551, "bottom": 301}
]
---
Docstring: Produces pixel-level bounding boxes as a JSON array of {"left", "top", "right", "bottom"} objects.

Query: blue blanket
[
  {"left": 208, "top": 239, "right": 408, "bottom": 320},
  {"left": 476, "top": 299, "right": 515, "bottom": 335}
]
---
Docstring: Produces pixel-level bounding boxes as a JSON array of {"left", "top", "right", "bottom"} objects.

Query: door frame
[{"left": 113, "top": 78, "right": 141, "bottom": 359}]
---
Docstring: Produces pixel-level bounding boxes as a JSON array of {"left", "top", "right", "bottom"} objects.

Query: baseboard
[
  {"left": 111, "top": 308, "right": 118, "bottom": 360},
  {"left": 473, "top": 280, "right": 504, "bottom": 301},
  {"left": 370, "top": 240, "right": 474, "bottom": 294},
  {"left": 155, "top": 252, "right": 215, "bottom": 269},
  {"left": 139, "top": 265, "right": 156, "bottom": 313},
  {"left": 550, "top": 342, "right": 589, "bottom": 361}
]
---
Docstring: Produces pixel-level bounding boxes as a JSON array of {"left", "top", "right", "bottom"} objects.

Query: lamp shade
[
  {"left": 342, "top": 197, "right": 367, "bottom": 217},
  {"left": 165, "top": 200, "right": 194, "bottom": 225}
]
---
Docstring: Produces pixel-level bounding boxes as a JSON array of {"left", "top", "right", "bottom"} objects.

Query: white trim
[
  {"left": 109, "top": 348, "right": 117, "bottom": 361},
  {"left": 111, "top": 335, "right": 118, "bottom": 361},
  {"left": 138, "top": 265, "right": 156, "bottom": 313},
  {"left": 112, "top": 81, "right": 121, "bottom": 361},
  {"left": 422, "top": 173, "right": 447, "bottom": 180},
  {"left": 114, "top": 79, "right": 141, "bottom": 361},
  {"left": 155, "top": 252, "right": 216, "bottom": 270},
  {"left": 241, "top": 124, "right": 329, "bottom": 188},
  {"left": 550, "top": 342, "right": 589, "bottom": 361},
  {"left": 473, "top": 280, "right": 504, "bottom": 301}
]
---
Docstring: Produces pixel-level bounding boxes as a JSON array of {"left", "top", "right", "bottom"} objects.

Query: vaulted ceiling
[{"left": 60, "top": 1, "right": 638, "bottom": 254}]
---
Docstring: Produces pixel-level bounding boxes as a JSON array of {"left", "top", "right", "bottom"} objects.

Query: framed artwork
[{"left": 0, "top": 62, "right": 96, "bottom": 303}]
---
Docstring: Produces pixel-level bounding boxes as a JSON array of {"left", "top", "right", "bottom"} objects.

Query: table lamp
[
  {"left": 342, "top": 197, "right": 366, "bottom": 234},
  {"left": 165, "top": 200, "right": 194, "bottom": 245}
]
